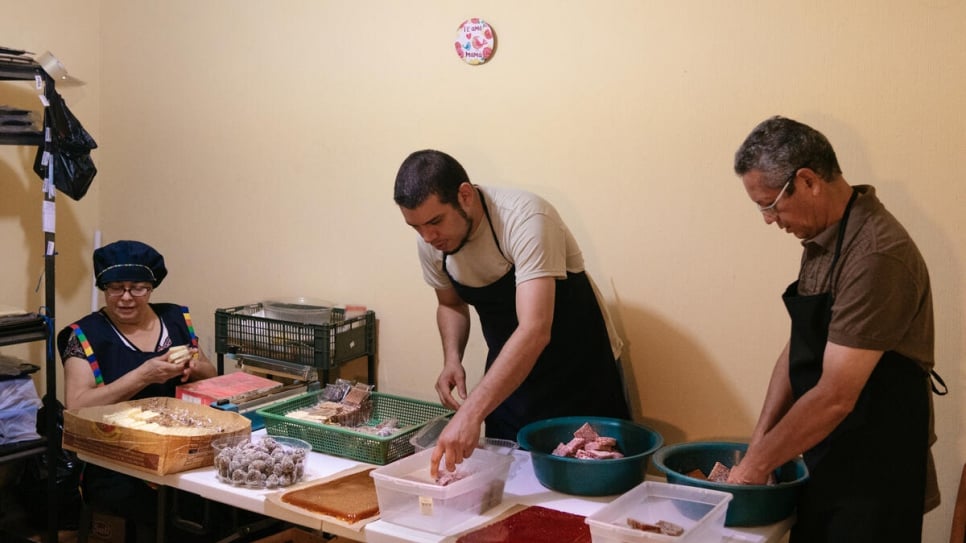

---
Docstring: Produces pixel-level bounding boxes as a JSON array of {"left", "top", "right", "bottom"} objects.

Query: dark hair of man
[
  {"left": 733, "top": 116, "right": 843, "bottom": 194},
  {"left": 394, "top": 149, "right": 470, "bottom": 209}
]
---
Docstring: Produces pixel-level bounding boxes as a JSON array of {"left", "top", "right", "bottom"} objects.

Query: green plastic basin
[
  {"left": 516, "top": 416, "right": 663, "bottom": 497},
  {"left": 652, "top": 441, "right": 809, "bottom": 526}
]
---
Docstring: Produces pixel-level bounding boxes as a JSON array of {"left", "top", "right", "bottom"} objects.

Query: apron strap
[
  {"left": 443, "top": 187, "right": 511, "bottom": 276},
  {"left": 827, "top": 188, "right": 860, "bottom": 291},
  {"left": 181, "top": 306, "right": 199, "bottom": 347},
  {"left": 70, "top": 323, "right": 105, "bottom": 387},
  {"left": 929, "top": 369, "right": 948, "bottom": 395},
  {"left": 477, "top": 187, "right": 507, "bottom": 260}
]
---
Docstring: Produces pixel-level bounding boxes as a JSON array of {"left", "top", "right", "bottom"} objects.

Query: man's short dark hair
[{"left": 394, "top": 149, "right": 470, "bottom": 209}]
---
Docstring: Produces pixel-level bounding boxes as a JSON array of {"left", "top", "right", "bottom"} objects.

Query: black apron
[
  {"left": 57, "top": 303, "right": 196, "bottom": 399},
  {"left": 785, "top": 190, "right": 932, "bottom": 543},
  {"left": 443, "top": 191, "right": 629, "bottom": 440},
  {"left": 56, "top": 304, "right": 198, "bottom": 527}
]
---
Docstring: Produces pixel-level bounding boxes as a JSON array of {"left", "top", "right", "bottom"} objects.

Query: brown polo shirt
[{"left": 796, "top": 184, "right": 939, "bottom": 511}]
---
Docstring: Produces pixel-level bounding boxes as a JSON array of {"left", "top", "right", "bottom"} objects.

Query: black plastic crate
[{"left": 214, "top": 304, "right": 375, "bottom": 372}]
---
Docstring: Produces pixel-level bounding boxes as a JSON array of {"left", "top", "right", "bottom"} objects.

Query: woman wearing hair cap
[
  {"left": 57, "top": 239, "right": 217, "bottom": 541},
  {"left": 59, "top": 239, "right": 216, "bottom": 405}
]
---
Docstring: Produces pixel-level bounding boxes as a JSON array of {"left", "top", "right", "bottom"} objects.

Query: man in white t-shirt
[{"left": 394, "top": 149, "right": 629, "bottom": 476}]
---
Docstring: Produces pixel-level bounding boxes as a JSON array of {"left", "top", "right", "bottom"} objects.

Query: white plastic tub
[
  {"left": 370, "top": 447, "right": 513, "bottom": 534},
  {"left": 586, "top": 481, "right": 732, "bottom": 542}
]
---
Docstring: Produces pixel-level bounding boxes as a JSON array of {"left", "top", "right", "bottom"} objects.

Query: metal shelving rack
[{"left": 0, "top": 55, "right": 59, "bottom": 543}]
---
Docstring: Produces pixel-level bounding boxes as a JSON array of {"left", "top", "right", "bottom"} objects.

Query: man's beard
[{"left": 443, "top": 206, "right": 473, "bottom": 256}]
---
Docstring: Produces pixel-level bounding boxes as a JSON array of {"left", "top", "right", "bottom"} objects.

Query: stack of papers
[
  {"left": 0, "top": 305, "right": 46, "bottom": 343},
  {"left": 0, "top": 106, "right": 37, "bottom": 134}
]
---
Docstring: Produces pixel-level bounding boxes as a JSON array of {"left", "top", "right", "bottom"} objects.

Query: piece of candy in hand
[{"left": 168, "top": 345, "right": 192, "bottom": 364}]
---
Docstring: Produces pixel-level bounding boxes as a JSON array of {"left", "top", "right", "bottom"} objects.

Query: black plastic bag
[
  {"left": 17, "top": 395, "right": 82, "bottom": 530},
  {"left": 43, "top": 85, "right": 97, "bottom": 152},
  {"left": 33, "top": 142, "right": 97, "bottom": 200},
  {"left": 32, "top": 75, "right": 97, "bottom": 201}
]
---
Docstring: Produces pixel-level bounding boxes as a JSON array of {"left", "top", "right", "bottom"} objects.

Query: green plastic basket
[{"left": 257, "top": 390, "right": 453, "bottom": 465}]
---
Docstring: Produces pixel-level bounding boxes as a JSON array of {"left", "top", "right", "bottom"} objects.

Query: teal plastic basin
[
  {"left": 652, "top": 441, "right": 809, "bottom": 526},
  {"left": 516, "top": 416, "right": 663, "bottom": 497}
]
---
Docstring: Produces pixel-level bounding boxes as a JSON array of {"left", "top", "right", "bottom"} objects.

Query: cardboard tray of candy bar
[{"left": 63, "top": 397, "right": 251, "bottom": 475}]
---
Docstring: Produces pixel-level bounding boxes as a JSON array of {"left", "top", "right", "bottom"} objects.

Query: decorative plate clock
[{"left": 455, "top": 19, "right": 496, "bottom": 65}]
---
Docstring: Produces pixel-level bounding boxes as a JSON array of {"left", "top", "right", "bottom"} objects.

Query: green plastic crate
[{"left": 257, "top": 390, "right": 453, "bottom": 465}]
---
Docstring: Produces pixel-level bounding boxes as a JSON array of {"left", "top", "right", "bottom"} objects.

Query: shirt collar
[{"left": 801, "top": 184, "right": 876, "bottom": 254}]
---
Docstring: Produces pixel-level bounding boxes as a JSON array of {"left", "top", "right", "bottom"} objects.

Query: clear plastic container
[
  {"left": 585, "top": 481, "right": 732, "bottom": 542},
  {"left": 370, "top": 447, "right": 513, "bottom": 534},
  {"left": 409, "top": 415, "right": 450, "bottom": 452},
  {"left": 479, "top": 437, "right": 519, "bottom": 455},
  {"left": 409, "top": 416, "right": 518, "bottom": 455},
  {"left": 262, "top": 297, "right": 332, "bottom": 325}
]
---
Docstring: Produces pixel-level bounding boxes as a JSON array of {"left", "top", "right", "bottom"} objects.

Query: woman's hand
[
  {"left": 142, "top": 354, "right": 192, "bottom": 384},
  {"left": 179, "top": 347, "right": 204, "bottom": 382}
]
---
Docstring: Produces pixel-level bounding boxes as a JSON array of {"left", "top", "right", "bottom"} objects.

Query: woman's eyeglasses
[{"left": 104, "top": 285, "right": 152, "bottom": 297}]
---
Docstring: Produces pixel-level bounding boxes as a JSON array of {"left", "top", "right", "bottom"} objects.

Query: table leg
[{"left": 157, "top": 485, "right": 167, "bottom": 542}]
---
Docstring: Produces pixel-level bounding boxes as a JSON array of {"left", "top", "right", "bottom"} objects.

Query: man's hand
[
  {"left": 435, "top": 362, "right": 467, "bottom": 410},
  {"left": 430, "top": 410, "right": 481, "bottom": 478},
  {"left": 726, "top": 460, "right": 770, "bottom": 485}
]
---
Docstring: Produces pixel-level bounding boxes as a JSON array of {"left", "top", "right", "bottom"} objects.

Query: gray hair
[{"left": 734, "top": 116, "right": 843, "bottom": 190}]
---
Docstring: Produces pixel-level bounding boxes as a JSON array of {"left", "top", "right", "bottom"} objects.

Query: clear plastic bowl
[{"left": 212, "top": 435, "right": 311, "bottom": 488}]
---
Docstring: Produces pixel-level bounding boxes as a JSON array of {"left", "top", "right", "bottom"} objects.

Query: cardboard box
[
  {"left": 63, "top": 397, "right": 251, "bottom": 475},
  {"left": 252, "top": 527, "right": 332, "bottom": 543},
  {"left": 176, "top": 371, "right": 283, "bottom": 406},
  {"left": 88, "top": 510, "right": 126, "bottom": 543}
]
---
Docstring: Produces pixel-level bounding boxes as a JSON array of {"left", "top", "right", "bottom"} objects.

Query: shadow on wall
[
  {"left": 615, "top": 303, "right": 757, "bottom": 449},
  {"left": 0, "top": 154, "right": 90, "bottom": 310},
  {"left": 0, "top": 156, "right": 43, "bottom": 299}
]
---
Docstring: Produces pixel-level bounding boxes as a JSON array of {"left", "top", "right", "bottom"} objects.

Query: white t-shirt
[{"left": 415, "top": 185, "right": 623, "bottom": 358}]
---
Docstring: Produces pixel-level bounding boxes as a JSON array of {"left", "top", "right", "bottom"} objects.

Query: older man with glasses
[
  {"left": 57, "top": 239, "right": 217, "bottom": 542},
  {"left": 729, "top": 116, "right": 946, "bottom": 543}
]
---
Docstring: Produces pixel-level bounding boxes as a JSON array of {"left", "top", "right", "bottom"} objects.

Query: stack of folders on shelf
[
  {"left": 0, "top": 305, "right": 46, "bottom": 344},
  {"left": 0, "top": 106, "right": 37, "bottom": 134}
]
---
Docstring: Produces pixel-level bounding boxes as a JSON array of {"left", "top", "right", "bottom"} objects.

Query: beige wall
[
  {"left": 2, "top": 1, "right": 963, "bottom": 539},
  {"left": 0, "top": 2, "right": 102, "bottom": 392}
]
